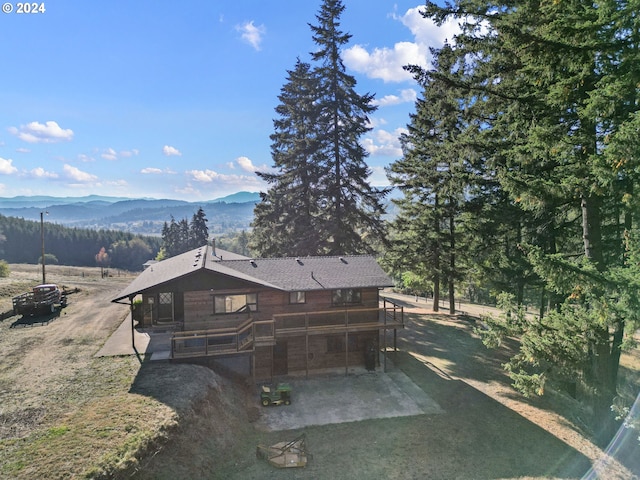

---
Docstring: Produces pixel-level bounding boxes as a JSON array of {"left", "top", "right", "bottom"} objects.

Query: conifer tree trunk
[
  {"left": 448, "top": 213, "right": 455, "bottom": 314},
  {"left": 433, "top": 194, "right": 441, "bottom": 312}
]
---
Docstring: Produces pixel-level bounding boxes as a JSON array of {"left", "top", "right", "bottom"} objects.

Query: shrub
[{"left": 0, "top": 260, "right": 9, "bottom": 277}]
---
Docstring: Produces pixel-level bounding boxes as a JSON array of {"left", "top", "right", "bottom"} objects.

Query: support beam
[{"left": 130, "top": 296, "right": 135, "bottom": 350}]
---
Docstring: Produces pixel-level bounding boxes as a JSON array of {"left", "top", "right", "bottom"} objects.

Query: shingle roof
[
  {"left": 213, "top": 256, "right": 393, "bottom": 292},
  {"left": 113, "top": 245, "right": 210, "bottom": 302},
  {"left": 112, "top": 245, "right": 393, "bottom": 302}
]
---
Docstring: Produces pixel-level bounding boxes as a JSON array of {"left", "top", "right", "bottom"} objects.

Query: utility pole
[{"left": 40, "top": 211, "right": 48, "bottom": 284}]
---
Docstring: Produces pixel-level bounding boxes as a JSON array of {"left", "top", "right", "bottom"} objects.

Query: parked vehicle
[
  {"left": 260, "top": 383, "right": 292, "bottom": 406},
  {"left": 12, "top": 284, "right": 67, "bottom": 316}
]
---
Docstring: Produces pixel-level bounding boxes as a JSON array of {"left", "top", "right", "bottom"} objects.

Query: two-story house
[{"left": 112, "top": 245, "right": 403, "bottom": 381}]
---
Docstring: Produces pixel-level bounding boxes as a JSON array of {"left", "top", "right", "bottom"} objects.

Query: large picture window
[
  {"left": 332, "top": 289, "right": 361, "bottom": 305},
  {"left": 213, "top": 293, "right": 257, "bottom": 314}
]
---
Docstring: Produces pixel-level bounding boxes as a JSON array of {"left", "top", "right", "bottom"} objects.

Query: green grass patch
[{"left": 45, "top": 425, "right": 70, "bottom": 439}]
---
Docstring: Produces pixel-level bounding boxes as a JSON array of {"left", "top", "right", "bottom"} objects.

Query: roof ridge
[{"left": 220, "top": 254, "right": 375, "bottom": 262}]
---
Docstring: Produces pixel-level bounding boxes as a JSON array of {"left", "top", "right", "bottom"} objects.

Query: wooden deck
[{"left": 171, "top": 299, "right": 403, "bottom": 360}]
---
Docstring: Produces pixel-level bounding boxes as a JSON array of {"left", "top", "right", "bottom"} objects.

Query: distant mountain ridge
[
  {"left": 0, "top": 192, "right": 261, "bottom": 209},
  {"left": 0, "top": 192, "right": 262, "bottom": 235}
]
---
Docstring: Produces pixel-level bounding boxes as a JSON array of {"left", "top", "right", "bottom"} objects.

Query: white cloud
[
  {"left": 237, "top": 20, "right": 266, "bottom": 51},
  {"left": 163, "top": 145, "right": 182, "bottom": 156},
  {"left": 78, "top": 153, "right": 95, "bottom": 163},
  {"left": 399, "top": 6, "right": 460, "bottom": 45},
  {"left": 373, "top": 88, "right": 417, "bottom": 107},
  {"left": 16, "top": 147, "right": 31, "bottom": 153},
  {"left": 236, "top": 156, "right": 256, "bottom": 173},
  {"left": 141, "top": 167, "right": 176, "bottom": 175},
  {"left": 102, "top": 148, "right": 118, "bottom": 161},
  {"left": 120, "top": 149, "right": 139, "bottom": 158},
  {"left": 362, "top": 127, "right": 407, "bottom": 157},
  {"left": 367, "top": 117, "right": 388, "bottom": 128},
  {"left": 186, "top": 168, "right": 263, "bottom": 187},
  {"left": 29, "top": 167, "right": 58, "bottom": 179},
  {"left": 174, "top": 184, "right": 202, "bottom": 197},
  {"left": 187, "top": 169, "right": 220, "bottom": 183},
  {"left": 343, "top": 42, "right": 425, "bottom": 83},
  {"left": 368, "top": 165, "right": 391, "bottom": 187},
  {"left": 0, "top": 157, "right": 18, "bottom": 175},
  {"left": 63, "top": 164, "right": 98, "bottom": 182},
  {"left": 100, "top": 147, "right": 138, "bottom": 161},
  {"left": 8, "top": 121, "right": 74, "bottom": 143},
  {"left": 106, "top": 179, "right": 129, "bottom": 188},
  {"left": 343, "top": 6, "right": 461, "bottom": 82}
]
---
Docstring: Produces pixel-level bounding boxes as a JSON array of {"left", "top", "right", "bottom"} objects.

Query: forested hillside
[
  {"left": 0, "top": 215, "right": 162, "bottom": 271},
  {"left": 0, "top": 193, "right": 260, "bottom": 236}
]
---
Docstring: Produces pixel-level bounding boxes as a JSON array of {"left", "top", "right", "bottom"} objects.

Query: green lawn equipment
[{"left": 260, "top": 383, "right": 292, "bottom": 406}]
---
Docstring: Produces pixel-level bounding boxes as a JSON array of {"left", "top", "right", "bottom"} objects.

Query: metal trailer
[{"left": 12, "top": 284, "right": 66, "bottom": 316}]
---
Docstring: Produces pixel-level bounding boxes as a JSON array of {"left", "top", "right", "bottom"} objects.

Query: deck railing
[
  {"left": 172, "top": 317, "right": 276, "bottom": 358},
  {"left": 171, "top": 299, "right": 403, "bottom": 359},
  {"left": 271, "top": 303, "right": 403, "bottom": 336}
]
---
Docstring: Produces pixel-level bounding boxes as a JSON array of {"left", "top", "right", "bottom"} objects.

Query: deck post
[
  {"left": 129, "top": 296, "right": 135, "bottom": 350},
  {"left": 252, "top": 352, "right": 255, "bottom": 384},
  {"left": 305, "top": 313, "right": 309, "bottom": 378},
  {"left": 383, "top": 323, "right": 387, "bottom": 373},
  {"left": 344, "top": 309, "right": 349, "bottom": 376}
]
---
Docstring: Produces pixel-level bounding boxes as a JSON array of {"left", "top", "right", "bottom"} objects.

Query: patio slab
[{"left": 255, "top": 364, "right": 443, "bottom": 432}]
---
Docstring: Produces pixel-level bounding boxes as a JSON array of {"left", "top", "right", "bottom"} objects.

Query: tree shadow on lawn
[
  {"left": 398, "top": 312, "right": 595, "bottom": 429},
  {"left": 397, "top": 311, "right": 517, "bottom": 384},
  {"left": 390, "top": 350, "right": 593, "bottom": 479}
]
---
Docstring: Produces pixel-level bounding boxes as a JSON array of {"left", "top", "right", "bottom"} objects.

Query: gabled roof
[
  {"left": 215, "top": 256, "right": 393, "bottom": 292},
  {"left": 112, "top": 245, "right": 393, "bottom": 302}
]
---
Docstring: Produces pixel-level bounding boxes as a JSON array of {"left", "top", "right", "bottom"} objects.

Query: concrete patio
[
  {"left": 255, "top": 363, "right": 444, "bottom": 432},
  {"left": 95, "top": 315, "right": 172, "bottom": 360}
]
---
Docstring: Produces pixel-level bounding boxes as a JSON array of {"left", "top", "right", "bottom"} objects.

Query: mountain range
[{"left": 0, "top": 192, "right": 262, "bottom": 236}]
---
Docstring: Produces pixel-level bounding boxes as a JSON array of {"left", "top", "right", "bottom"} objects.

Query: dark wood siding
[
  {"left": 283, "top": 332, "right": 378, "bottom": 374},
  {"left": 254, "top": 346, "right": 272, "bottom": 381}
]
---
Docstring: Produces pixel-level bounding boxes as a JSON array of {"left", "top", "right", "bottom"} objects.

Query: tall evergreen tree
[
  {"left": 251, "top": 59, "right": 323, "bottom": 256},
  {"left": 189, "top": 207, "right": 209, "bottom": 249},
  {"left": 252, "top": 0, "right": 387, "bottom": 256},
  {"left": 386, "top": 45, "right": 473, "bottom": 313},
  {"left": 310, "top": 0, "right": 387, "bottom": 254},
  {"left": 160, "top": 209, "right": 209, "bottom": 258},
  {"left": 423, "top": 0, "right": 640, "bottom": 442}
]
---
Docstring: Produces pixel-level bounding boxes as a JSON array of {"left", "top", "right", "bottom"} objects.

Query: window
[
  {"left": 159, "top": 292, "right": 172, "bottom": 304},
  {"left": 213, "top": 293, "right": 257, "bottom": 314},
  {"left": 289, "top": 291, "right": 306, "bottom": 304},
  {"left": 332, "top": 289, "right": 361, "bottom": 305}
]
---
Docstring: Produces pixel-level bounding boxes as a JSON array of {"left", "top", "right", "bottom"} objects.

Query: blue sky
[{"left": 0, "top": 1, "right": 460, "bottom": 201}]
